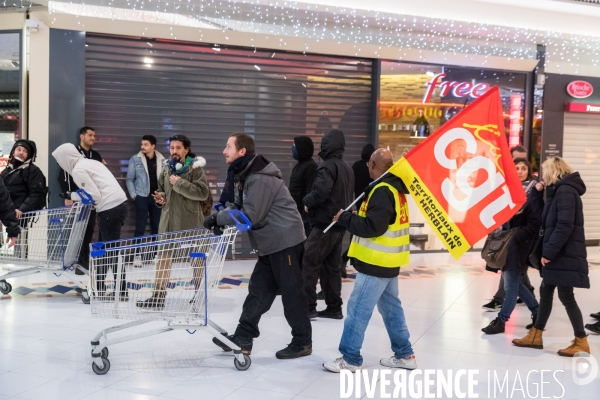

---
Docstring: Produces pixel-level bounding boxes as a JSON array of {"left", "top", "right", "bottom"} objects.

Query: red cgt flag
[{"left": 389, "top": 86, "right": 527, "bottom": 259}]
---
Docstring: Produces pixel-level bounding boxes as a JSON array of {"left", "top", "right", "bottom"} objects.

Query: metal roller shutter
[
  {"left": 85, "top": 35, "right": 373, "bottom": 256},
  {"left": 562, "top": 112, "right": 600, "bottom": 243}
]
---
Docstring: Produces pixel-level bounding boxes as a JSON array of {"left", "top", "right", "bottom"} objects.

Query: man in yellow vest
[{"left": 323, "top": 148, "right": 417, "bottom": 372}]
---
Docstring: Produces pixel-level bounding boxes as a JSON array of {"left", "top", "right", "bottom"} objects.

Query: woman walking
[
  {"left": 482, "top": 158, "right": 541, "bottom": 334},
  {"left": 513, "top": 157, "right": 590, "bottom": 356}
]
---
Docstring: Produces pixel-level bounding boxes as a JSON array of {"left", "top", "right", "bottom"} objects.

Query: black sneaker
[
  {"left": 308, "top": 310, "right": 318, "bottom": 320},
  {"left": 482, "top": 318, "right": 505, "bottom": 334},
  {"left": 275, "top": 343, "right": 312, "bottom": 359},
  {"left": 136, "top": 296, "right": 164, "bottom": 309},
  {"left": 590, "top": 311, "right": 600, "bottom": 320},
  {"left": 317, "top": 291, "right": 325, "bottom": 300},
  {"left": 212, "top": 334, "right": 252, "bottom": 355},
  {"left": 585, "top": 321, "right": 600, "bottom": 334},
  {"left": 106, "top": 292, "right": 129, "bottom": 302},
  {"left": 526, "top": 313, "right": 537, "bottom": 329},
  {"left": 516, "top": 298, "right": 524, "bottom": 304},
  {"left": 317, "top": 308, "right": 343, "bottom": 320},
  {"left": 482, "top": 299, "right": 502, "bottom": 312}
]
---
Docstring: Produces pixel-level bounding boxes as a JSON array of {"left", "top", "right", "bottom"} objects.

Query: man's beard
[{"left": 171, "top": 154, "right": 181, "bottom": 161}]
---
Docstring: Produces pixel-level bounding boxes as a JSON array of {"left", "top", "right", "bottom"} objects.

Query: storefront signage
[
  {"left": 423, "top": 74, "right": 491, "bottom": 104},
  {"left": 566, "top": 80, "right": 593, "bottom": 99},
  {"left": 565, "top": 102, "right": 600, "bottom": 113}
]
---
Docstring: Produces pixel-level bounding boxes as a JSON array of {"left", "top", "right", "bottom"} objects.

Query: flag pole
[{"left": 322, "top": 150, "right": 409, "bottom": 234}]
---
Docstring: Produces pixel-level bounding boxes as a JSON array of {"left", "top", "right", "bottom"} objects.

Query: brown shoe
[
  {"left": 512, "top": 327, "right": 544, "bottom": 349},
  {"left": 558, "top": 336, "right": 590, "bottom": 357}
]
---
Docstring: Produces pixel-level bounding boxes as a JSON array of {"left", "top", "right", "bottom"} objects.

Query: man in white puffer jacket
[{"left": 52, "top": 143, "right": 129, "bottom": 301}]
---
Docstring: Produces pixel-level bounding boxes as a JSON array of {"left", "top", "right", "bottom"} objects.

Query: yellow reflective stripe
[
  {"left": 354, "top": 237, "right": 410, "bottom": 254},
  {"left": 382, "top": 228, "right": 410, "bottom": 239},
  {"left": 349, "top": 241, "right": 410, "bottom": 268}
]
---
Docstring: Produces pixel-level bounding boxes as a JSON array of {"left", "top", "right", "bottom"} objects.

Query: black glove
[{"left": 203, "top": 213, "right": 217, "bottom": 230}]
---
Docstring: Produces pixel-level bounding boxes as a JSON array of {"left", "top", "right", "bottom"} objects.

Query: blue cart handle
[
  {"left": 228, "top": 209, "right": 252, "bottom": 231},
  {"left": 214, "top": 203, "right": 226, "bottom": 212},
  {"left": 76, "top": 189, "right": 94, "bottom": 205}
]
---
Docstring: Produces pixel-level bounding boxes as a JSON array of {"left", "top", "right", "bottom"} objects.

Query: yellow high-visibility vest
[{"left": 348, "top": 182, "right": 410, "bottom": 268}]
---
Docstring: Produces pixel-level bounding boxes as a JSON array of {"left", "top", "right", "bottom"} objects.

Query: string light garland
[{"left": 47, "top": 0, "right": 600, "bottom": 74}]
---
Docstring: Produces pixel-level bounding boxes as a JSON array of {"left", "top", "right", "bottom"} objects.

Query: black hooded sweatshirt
[
  {"left": 539, "top": 172, "right": 590, "bottom": 288},
  {"left": 303, "top": 130, "right": 354, "bottom": 231},
  {"left": 352, "top": 144, "right": 375, "bottom": 198},
  {"left": 0, "top": 140, "right": 47, "bottom": 212},
  {"left": 289, "top": 136, "right": 318, "bottom": 225}
]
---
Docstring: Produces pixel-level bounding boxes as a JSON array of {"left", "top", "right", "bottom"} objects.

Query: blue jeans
[
  {"left": 339, "top": 272, "right": 413, "bottom": 366},
  {"left": 498, "top": 269, "right": 539, "bottom": 322}
]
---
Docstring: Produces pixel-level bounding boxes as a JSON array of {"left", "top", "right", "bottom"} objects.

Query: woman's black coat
[
  {"left": 540, "top": 172, "right": 589, "bottom": 289},
  {"left": 503, "top": 181, "right": 542, "bottom": 273}
]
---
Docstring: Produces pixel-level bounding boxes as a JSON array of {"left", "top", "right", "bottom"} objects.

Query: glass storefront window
[
  {"left": 0, "top": 32, "right": 21, "bottom": 172},
  {"left": 378, "top": 61, "right": 528, "bottom": 251}
]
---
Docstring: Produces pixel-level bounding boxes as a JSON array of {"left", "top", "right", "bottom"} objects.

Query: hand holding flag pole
[{"left": 322, "top": 147, "right": 410, "bottom": 234}]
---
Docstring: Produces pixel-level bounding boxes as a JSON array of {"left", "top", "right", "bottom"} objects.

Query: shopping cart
[
  {"left": 88, "top": 209, "right": 252, "bottom": 375},
  {"left": 0, "top": 189, "right": 94, "bottom": 303}
]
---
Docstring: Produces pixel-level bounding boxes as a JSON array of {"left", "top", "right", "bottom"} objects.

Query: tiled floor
[{"left": 1, "top": 250, "right": 600, "bottom": 399}]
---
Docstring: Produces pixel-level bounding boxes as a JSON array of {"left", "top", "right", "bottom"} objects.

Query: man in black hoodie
[
  {"left": 302, "top": 129, "right": 354, "bottom": 320},
  {"left": 339, "top": 144, "right": 376, "bottom": 276},
  {"left": 289, "top": 136, "right": 317, "bottom": 236},
  {"left": 1, "top": 140, "right": 47, "bottom": 220},
  {"left": 323, "top": 148, "right": 416, "bottom": 373}
]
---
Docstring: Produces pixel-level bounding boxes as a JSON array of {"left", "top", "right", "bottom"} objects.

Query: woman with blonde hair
[{"left": 513, "top": 156, "right": 590, "bottom": 356}]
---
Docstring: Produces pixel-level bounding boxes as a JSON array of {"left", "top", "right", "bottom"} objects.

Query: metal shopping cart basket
[
  {"left": 88, "top": 209, "right": 252, "bottom": 375},
  {"left": 0, "top": 189, "right": 94, "bottom": 303}
]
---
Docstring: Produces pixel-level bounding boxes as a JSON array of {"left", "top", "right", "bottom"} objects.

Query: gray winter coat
[{"left": 217, "top": 155, "right": 306, "bottom": 256}]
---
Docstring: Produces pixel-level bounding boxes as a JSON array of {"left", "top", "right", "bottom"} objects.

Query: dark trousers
[
  {"left": 78, "top": 209, "right": 97, "bottom": 270},
  {"left": 302, "top": 228, "right": 345, "bottom": 312},
  {"left": 134, "top": 195, "right": 161, "bottom": 237},
  {"left": 235, "top": 243, "right": 312, "bottom": 346},
  {"left": 494, "top": 272, "right": 534, "bottom": 303},
  {"left": 96, "top": 202, "right": 128, "bottom": 293},
  {"left": 534, "top": 281, "right": 586, "bottom": 338}
]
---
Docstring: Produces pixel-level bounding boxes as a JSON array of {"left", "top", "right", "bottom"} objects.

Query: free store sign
[{"left": 422, "top": 73, "right": 491, "bottom": 103}]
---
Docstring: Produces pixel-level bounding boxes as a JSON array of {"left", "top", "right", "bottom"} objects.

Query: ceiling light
[
  {"left": 212, "top": 47, "right": 221, "bottom": 51},
  {"left": 147, "top": 42, "right": 153, "bottom": 47},
  {"left": 143, "top": 57, "right": 153, "bottom": 64},
  {"left": 254, "top": 65, "right": 261, "bottom": 70}
]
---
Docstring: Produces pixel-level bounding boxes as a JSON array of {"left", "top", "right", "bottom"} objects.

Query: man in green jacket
[{"left": 136, "top": 134, "right": 210, "bottom": 309}]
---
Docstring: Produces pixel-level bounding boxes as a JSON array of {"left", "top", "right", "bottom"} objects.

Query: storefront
[
  {"left": 378, "top": 60, "right": 530, "bottom": 251},
  {"left": 80, "top": 34, "right": 374, "bottom": 255},
  {"left": 539, "top": 73, "right": 600, "bottom": 245}
]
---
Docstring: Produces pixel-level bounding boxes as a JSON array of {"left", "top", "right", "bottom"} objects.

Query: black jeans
[
  {"left": 235, "top": 243, "right": 312, "bottom": 346},
  {"left": 78, "top": 209, "right": 97, "bottom": 270},
  {"left": 494, "top": 272, "right": 534, "bottom": 303},
  {"left": 302, "top": 228, "right": 345, "bottom": 312},
  {"left": 134, "top": 195, "right": 161, "bottom": 237},
  {"left": 96, "top": 202, "right": 128, "bottom": 293},
  {"left": 534, "top": 281, "right": 586, "bottom": 338}
]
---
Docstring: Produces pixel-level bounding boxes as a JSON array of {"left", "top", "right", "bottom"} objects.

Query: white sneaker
[
  {"left": 380, "top": 355, "right": 417, "bottom": 370},
  {"left": 323, "top": 357, "right": 361, "bottom": 373},
  {"left": 133, "top": 256, "right": 143, "bottom": 268}
]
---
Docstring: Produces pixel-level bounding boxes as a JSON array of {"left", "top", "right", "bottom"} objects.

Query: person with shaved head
[{"left": 323, "top": 148, "right": 417, "bottom": 373}]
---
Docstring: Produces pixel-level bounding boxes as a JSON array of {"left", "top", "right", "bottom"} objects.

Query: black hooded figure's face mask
[{"left": 292, "top": 145, "right": 299, "bottom": 160}]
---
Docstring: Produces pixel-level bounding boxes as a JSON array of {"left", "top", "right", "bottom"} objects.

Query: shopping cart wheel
[
  {"left": 91, "top": 348, "right": 109, "bottom": 358},
  {"left": 233, "top": 354, "right": 251, "bottom": 371},
  {"left": 81, "top": 290, "right": 90, "bottom": 304},
  {"left": 0, "top": 280, "right": 12, "bottom": 295},
  {"left": 92, "top": 357, "right": 110, "bottom": 375}
]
